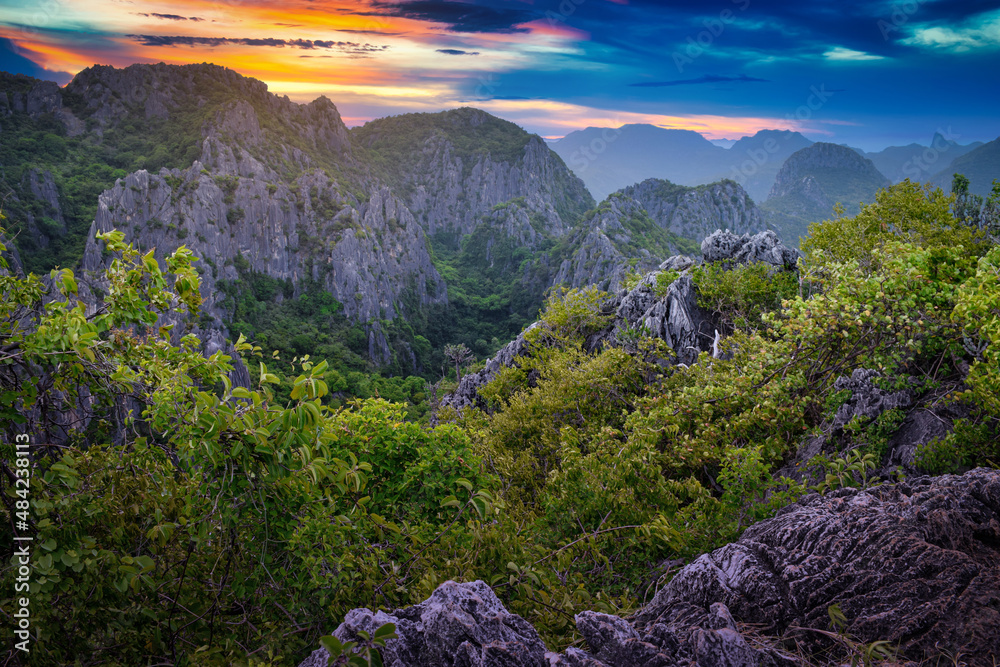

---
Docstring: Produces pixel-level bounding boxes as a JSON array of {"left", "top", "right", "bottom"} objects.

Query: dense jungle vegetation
[{"left": 1, "top": 178, "right": 1000, "bottom": 665}]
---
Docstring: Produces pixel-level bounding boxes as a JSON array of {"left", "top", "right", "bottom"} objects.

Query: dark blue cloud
[
  {"left": 367, "top": 1, "right": 532, "bottom": 33},
  {"left": 126, "top": 35, "right": 390, "bottom": 54},
  {"left": 0, "top": 38, "right": 71, "bottom": 84},
  {"left": 136, "top": 13, "right": 204, "bottom": 22},
  {"left": 436, "top": 48, "right": 480, "bottom": 56}
]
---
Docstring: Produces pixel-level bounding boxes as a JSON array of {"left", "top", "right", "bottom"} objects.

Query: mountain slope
[
  {"left": 762, "top": 142, "right": 890, "bottom": 245},
  {"left": 551, "top": 178, "right": 764, "bottom": 291},
  {"left": 931, "top": 137, "right": 1000, "bottom": 195}
]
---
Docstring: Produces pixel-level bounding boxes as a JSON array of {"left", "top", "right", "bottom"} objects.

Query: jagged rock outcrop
[
  {"left": 298, "top": 580, "right": 549, "bottom": 667},
  {"left": 586, "top": 272, "right": 715, "bottom": 365},
  {"left": 442, "top": 227, "right": 796, "bottom": 412},
  {"left": 440, "top": 272, "right": 714, "bottom": 412},
  {"left": 299, "top": 581, "right": 785, "bottom": 667},
  {"left": 622, "top": 178, "right": 766, "bottom": 241},
  {"left": 701, "top": 229, "right": 800, "bottom": 270},
  {"left": 303, "top": 469, "right": 1000, "bottom": 667},
  {"left": 636, "top": 468, "right": 1000, "bottom": 665}
]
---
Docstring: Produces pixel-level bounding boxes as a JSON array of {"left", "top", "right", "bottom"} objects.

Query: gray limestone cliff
[
  {"left": 351, "top": 108, "right": 593, "bottom": 242},
  {"left": 79, "top": 163, "right": 446, "bottom": 364},
  {"left": 621, "top": 178, "right": 766, "bottom": 241}
]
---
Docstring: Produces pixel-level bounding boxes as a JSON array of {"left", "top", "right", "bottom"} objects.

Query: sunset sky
[{"left": 1, "top": 0, "right": 998, "bottom": 150}]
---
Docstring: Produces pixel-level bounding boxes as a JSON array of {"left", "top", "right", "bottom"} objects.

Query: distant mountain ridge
[
  {"left": 550, "top": 124, "right": 815, "bottom": 202},
  {"left": 859, "top": 132, "right": 983, "bottom": 184},
  {"left": 552, "top": 123, "right": 998, "bottom": 206}
]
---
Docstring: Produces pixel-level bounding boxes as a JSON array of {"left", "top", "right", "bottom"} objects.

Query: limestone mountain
[
  {"left": 0, "top": 64, "right": 596, "bottom": 371},
  {"left": 762, "top": 142, "right": 891, "bottom": 245},
  {"left": 717, "top": 129, "right": 813, "bottom": 201},
  {"left": 621, "top": 178, "right": 765, "bottom": 240}
]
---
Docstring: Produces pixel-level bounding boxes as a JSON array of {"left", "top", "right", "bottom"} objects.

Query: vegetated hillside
[
  {"left": 932, "top": 136, "right": 1000, "bottom": 195},
  {"left": 4, "top": 178, "right": 998, "bottom": 666},
  {"left": 550, "top": 124, "right": 812, "bottom": 202},
  {"left": 860, "top": 132, "right": 982, "bottom": 184},
  {"left": 762, "top": 142, "right": 891, "bottom": 246}
]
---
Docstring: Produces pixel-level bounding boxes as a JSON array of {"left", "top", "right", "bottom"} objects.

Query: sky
[{"left": 1, "top": 0, "right": 998, "bottom": 150}]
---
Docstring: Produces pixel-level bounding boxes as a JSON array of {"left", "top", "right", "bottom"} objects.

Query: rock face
[
  {"left": 351, "top": 107, "right": 593, "bottom": 241},
  {"left": 298, "top": 581, "right": 783, "bottom": 667},
  {"left": 298, "top": 581, "right": 549, "bottom": 667},
  {"left": 621, "top": 178, "right": 766, "bottom": 242},
  {"left": 302, "top": 469, "right": 1000, "bottom": 667},
  {"left": 553, "top": 181, "right": 769, "bottom": 293},
  {"left": 79, "top": 164, "right": 446, "bottom": 364},
  {"left": 636, "top": 469, "right": 1000, "bottom": 665},
  {"left": 552, "top": 194, "right": 668, "bottom": 291},
  {"left": 700, "top": 229, "right": 800, "bottom": 270}
]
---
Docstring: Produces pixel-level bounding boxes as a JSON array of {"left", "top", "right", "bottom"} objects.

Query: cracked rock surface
[{"left": 301, "top": 469, "right": 1000, "bottom": 667}]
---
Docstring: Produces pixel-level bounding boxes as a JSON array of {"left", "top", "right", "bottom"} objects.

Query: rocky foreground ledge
[{"left": 300, "top": 469, "right": 1000, "bottom": 667}]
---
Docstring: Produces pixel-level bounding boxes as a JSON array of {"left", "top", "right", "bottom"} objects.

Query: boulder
[
  {"left": 701, "top": 229, "right": 799, "bottom": 270},
  {"left": 298, "top": 580, "right": 548, "bottom": 667}
]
